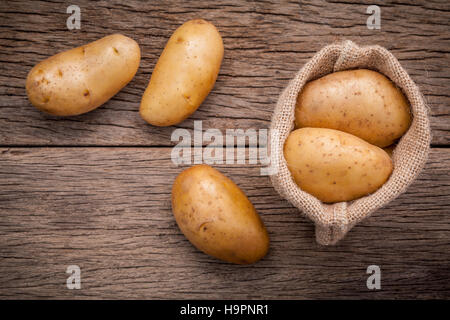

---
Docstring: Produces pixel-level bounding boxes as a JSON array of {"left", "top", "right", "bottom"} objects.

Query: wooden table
[{"left": 0, "top": 0, "right": 449, "bottom": 299}]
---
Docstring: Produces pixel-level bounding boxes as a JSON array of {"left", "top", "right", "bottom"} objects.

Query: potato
[
  {"left": 26, "top": 34, "right": 140, "bottom": 116},
  {"left": 294, "top": 69, "right": 411, "bottom": 147},
  {"left": 140, "top": 19, "right": 223, "bottom": 126},
  {"left": 284, "top": 128, "right": 393, "bottom": 203},
  {"left": 171, "top": 164, "right": 269, "bottom": 264}
]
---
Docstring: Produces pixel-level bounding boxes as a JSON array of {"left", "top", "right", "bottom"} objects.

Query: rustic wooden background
[{"left": 0, "top": 0, "right": 449, "bottom": 299}]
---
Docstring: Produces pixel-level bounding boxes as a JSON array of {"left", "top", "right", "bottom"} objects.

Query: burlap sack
[{"left": 269, "top": 40, "right": 431, "bottom": 245}]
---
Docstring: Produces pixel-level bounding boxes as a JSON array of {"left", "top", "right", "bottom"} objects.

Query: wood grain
[
  {"left": 0, "top": 0, "right": 449, "bottom": 300},
  {"left": 0, "top": 147, "right": 449, "bottom": 299},
  {"left": 0, "top": 0, "right": 449, "bottom": 146}
]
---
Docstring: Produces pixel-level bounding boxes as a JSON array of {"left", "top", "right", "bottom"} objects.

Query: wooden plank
[
  {"left": 0, "top": 147, "right": 448, "bottom": 299},
  {"left": 0, "top": 0, "right": 448, "bottom": 146}
]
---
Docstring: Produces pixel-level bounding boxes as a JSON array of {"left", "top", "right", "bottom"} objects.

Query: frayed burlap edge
[{"left": 269, "top": 40, "right": 431, "bottom": 245}]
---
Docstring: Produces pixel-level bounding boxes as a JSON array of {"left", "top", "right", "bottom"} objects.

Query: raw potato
[
  {"left": 295, "top": 69, "right": 411, "bottom": 147},
  {"left": 26, "top": 34, "right": 141, "bottom": 116},
  {"left": 284, "top": 128, "right": 393, "bottom": 203},
  {"left": 171, "top": 165, "right": 269, "bottom": 264},
  {"left": 140, "top": 19, "right": 223, "bottom": 126}
]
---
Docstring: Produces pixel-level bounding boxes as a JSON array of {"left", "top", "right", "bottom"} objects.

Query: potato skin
[
  {"left": 284, "top": 128, "right": 393, "bottom": 203},
  {"left": 140, "top": 19, "right": 223, "bottom": 126},
  {"left": 295, "top": 69, "right": 411, "bottom": 147},
  {"left": 171, "top": 165, "right": 269, "bottom": 264},
  {"left": 26, "top": 34, "right": 140, "bottom": 116}
]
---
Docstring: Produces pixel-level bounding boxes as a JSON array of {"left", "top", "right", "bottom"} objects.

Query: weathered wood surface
[
  {"left": 0, "top": 0, "right": 449, "bottom": 146},
  {"left": 0, "top": 0, "right": 449, "bottom": 300},
  {"left": 0, "top": 148, "right": 449, "bottom": 299}
]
